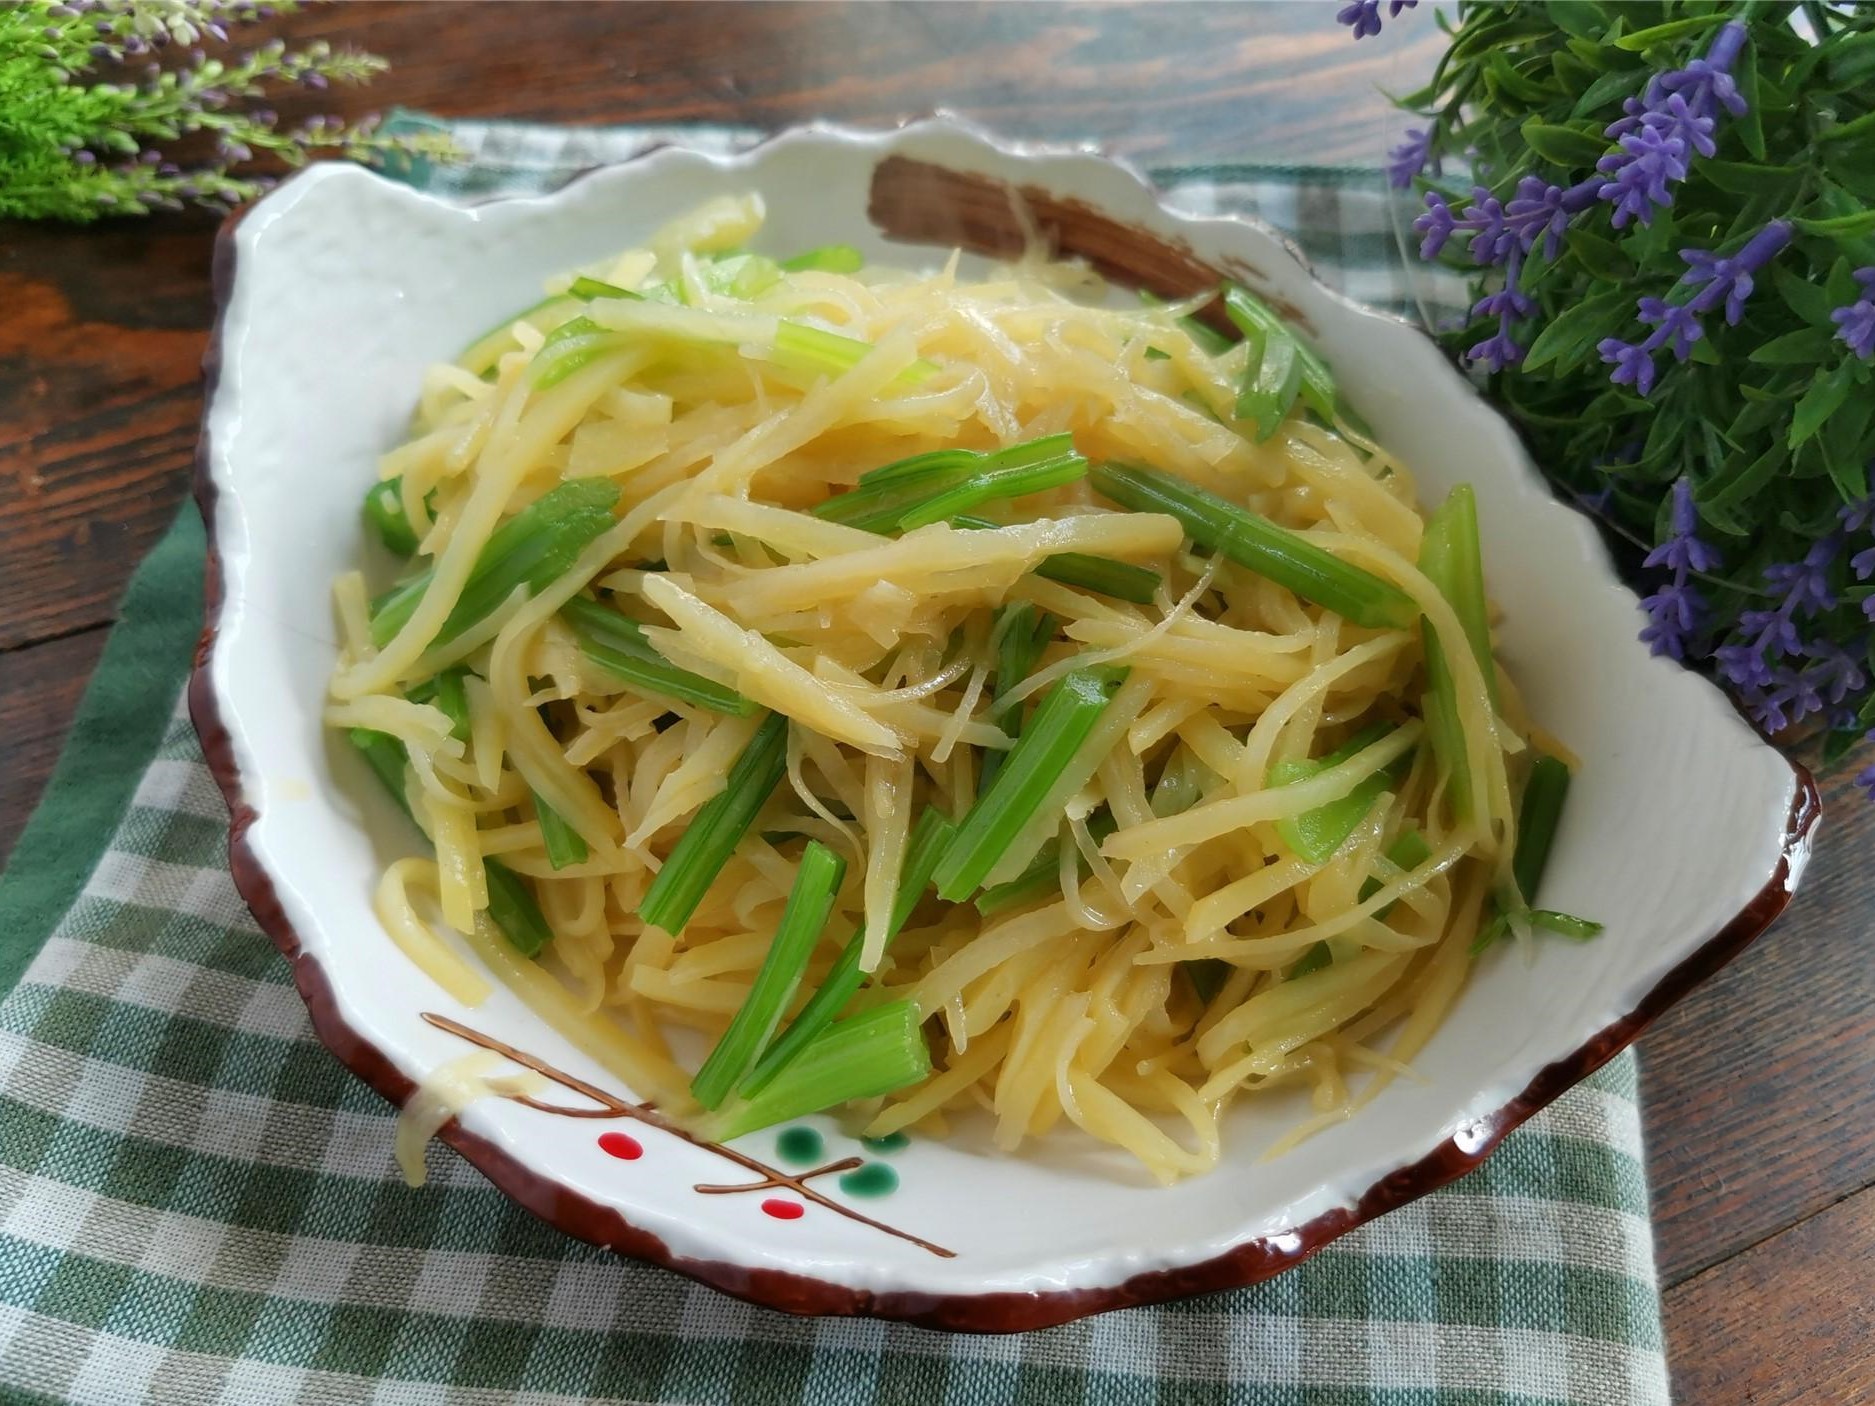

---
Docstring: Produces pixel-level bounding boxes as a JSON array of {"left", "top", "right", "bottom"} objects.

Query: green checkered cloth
[{"left": 0, "top": 117, "right": 1668, "bottom": 1406}]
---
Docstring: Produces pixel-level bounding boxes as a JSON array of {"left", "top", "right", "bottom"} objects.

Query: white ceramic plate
[{"left": 191, "top": 118, "right": 1817, "bottom": 1331}]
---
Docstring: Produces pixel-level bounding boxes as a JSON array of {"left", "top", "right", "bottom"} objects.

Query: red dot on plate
[
  {"left": 761, "top": 1198, "right": 805, "bottom": 1221},
  {"left": 597, "top": 1131, "right": 643, "bottom": 1161}
]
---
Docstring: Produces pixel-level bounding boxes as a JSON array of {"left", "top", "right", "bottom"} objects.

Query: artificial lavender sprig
[
  {"left": 1832, "top": 269, "right": 1875, "bottom": 361},
  {"left": 1637, "top": 479, "right": 1719, "bottom": 660},
  {"left": 1597, "top": 221, "right": 1793, "bottom": 398},
  {"left": 1337, "top": 0, "right": 1416, "bottom": 41}
]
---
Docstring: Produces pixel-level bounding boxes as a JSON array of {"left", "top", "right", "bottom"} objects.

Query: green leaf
[
  {"left": 1569, "top": 65, "right": 1644, "bottom": 120},
  {"left": 1735, "top": 38, "right": 1767, "bottom": 162},
  {"left": 1774, "top": 264, "right": 1838, "bottom": 325},
  {"left": 1750, "top": 327, "right": 1839, "bottom": 365},
  {"left": 1698, "top": 159, "right": 1804, "bottom": 198},
  {"left": 1697, "top": 440, "right": 1789, "bottom": 536},
  {"left": 1562, "top": 228, "right": 1634, "bottom": 282},
  {"left": 1614, "top": 15, "right": 1729, "bottom": 51},
  {"left": 1545, "top": 1, "right": 1608, "bottom": 42},
  {"left": 1521, "top": 120, "right": 1609, "bottom": 168},
  {"left": 1522, "top": 290, "right": 1631, "bottom": 372},
  {"left": 1487, "top": 54, "right": 1557, "bottom": 106},
  {"left": 1791, "top": 362, "right": 1857, "bottom": 450},
  {"left": 1794, "top": 209, "right": 1875, "bottom": 238}
]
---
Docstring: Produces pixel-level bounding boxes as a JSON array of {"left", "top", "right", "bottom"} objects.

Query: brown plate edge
[{"left": 186, "top": 140, "right": 1825, "bottom": 1336}]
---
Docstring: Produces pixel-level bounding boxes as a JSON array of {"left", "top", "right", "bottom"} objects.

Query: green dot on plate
[
  {"left": 776, "top": 1126, "right": 824, "bottom": 1165},
  {"left": 838, "top": 1162, "right": 899, "bottom": 1198},
  {"left": 860, "top": 1131, "right": 909, "bottom": 1154}
]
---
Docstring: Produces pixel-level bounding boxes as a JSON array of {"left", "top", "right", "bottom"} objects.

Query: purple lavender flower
[
  {"left": 1503, "top": 177, "right": 1599, "bottom": 261},
  {"left": 1637, "top": 479, "right": 1720, "bottom": 658},
  {"left": 1460, "top": 187, "right": 1515, "bottom": 266},
  {"left": 1637, "top": 297, "right": 1703, "bottom": 362},
  {"left": 1719, "top": 535, "right": 1844, "bottom": 699},
  {"left": 1413, "top": 192, "right": 1457, "bottom": 259},
  {"left": 1683, "top": 222, "right": 1792, "bottom": 325},
  {"left": 1597, "top": 123, "right": 1689, "bottom": 228},
  {"left": 1598, "top": 337, "right": 1658, "bottom": 396},
  {"left": 1649, "top": 20, "right": 1750, "bottom": 121},
  {"left": 1764, "top": 537, "right": 1841, "bottom": 616},
  {"left": 1831, "top": 268, "right": 1875, "bottom": 360},
  {"left": 1801, "top": 640, "right": 1867, "bottom": 706},
  {"left": 1386, "top": 127, "right": 1432, "bottom": 190},
  {"left": 1337, "top": 0, "right": 1415, "bottom": 40}
]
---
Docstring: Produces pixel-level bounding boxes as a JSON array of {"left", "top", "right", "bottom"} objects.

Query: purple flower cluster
[
  {"left": 1595, "top": 22, "right": 1747, "bottom": 228},
  {"left": 1337, "top": 0, "right": 1416, "bottom": 41},
  {"left": 1597, "top": 221, "right": 1792, "bottom": 397},
  {"left": 1832, "top": 268, "right": 1875, "bottom": 361},
  {"left": 1638, "top": 479, "right": 1720, "bottom": 660},
  {"left": 1386, "top": 127, "right": 1433, "bottom": 191},
  {"left": 1716, "top": 520, "right": 1868, "bottom": 734}
]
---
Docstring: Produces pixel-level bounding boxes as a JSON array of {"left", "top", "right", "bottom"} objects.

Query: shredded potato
[{"left": 331, "top": 196, "right": 1570, "bottom": 1185}]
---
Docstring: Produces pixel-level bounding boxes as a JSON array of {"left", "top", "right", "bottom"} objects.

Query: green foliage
[{"left": 0, "top": 1, "right": 458, "bottom": 221}]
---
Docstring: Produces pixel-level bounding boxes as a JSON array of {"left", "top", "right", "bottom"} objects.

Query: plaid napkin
[{"left": 0, "top": 117, "right": 1669, "bottom": 1406}]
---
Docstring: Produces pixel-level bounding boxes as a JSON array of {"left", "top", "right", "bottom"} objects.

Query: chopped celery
[
  {"left": 973, "top": 811, "right": 1118, "bottom": 917},
  {"left": 363, "top": 476, "right": 429, "bottom": 556},
  {"left": 1472, "top": 908, "right": 1604, "bottom": 955},
  {"left": 1268, "top": 723, "right": 1406, "bottom": 863},
  {"left": 532, "top": 314, "right": 626, "bottom": 390},
  {"left": 532, "top": 789, "right": 590, "bottom": 870},
  {"left": 893, "top": 438, "right": 1087, "bottom": 531},
  {"left": 691, "top": 840, "right": 847, "bottom": 1109},
  {"left": 703, "top": 1000, "right": 930, "bottom": 1143},
  {"left": 951, "top": 517, "right": 1163, "bottom": 604},
  {"left": 1090, "top": 462, "right": 1415, "bottom": 629},
  {"left": 1137, "top": 289, "right": 1236, "bottom": 355},
  {"left": 1286, "top": 943, "right": 1332, "bottom": 980},
  {"left": 935, "top": 666, "right": 1129, "bottom": 901},
  {"left": 369, "top": 479, "right": 619, "bottom": 650},
  {"left": 406, "top": 668, "right": 471, "bottom": 743},
  {"left": 770, "top": 319, "right": 938, "bottom": 384},
  {"left": 1358, "top": 828, "right": 1433, "bottom": 918},
  {"left": 1222, "top": 284, "right": 1338, "bottom": 423},
  {"left": 740, "top": 808, "right": 958, "bottom": 1097},
  {"left": 568, "top": 276, "right": 637, "bottom": 301},
  {"left": 1184, "top": 958, "right": 1232, "bottom": 1002},
  {"left": 1235, "top": 324, "right": 1304, "bottom": 441},
  {"left": 561, "top": 594, "right": 754, "bottom": 714},
  {"left": 638, "top": 712, "right": 789, "bottom": 935},
  {"left": 345, "top": 729, "right": 553, "bottom": 957},
  {"left": 1513, "top": 754, "right": 1571, "bottom": 904},
  {"left": 1418, "top": 484, "right": 1494, "bottom": 817},
  {"left": 780, "top": 244, "right": 865, "bottom": 274},
  {"left": 482, "top": 859, "right": 554, "bottom": 957},
  {"left": 705, "top": 253, "right": 782, "bottom": 300},
  {"left": 979, "top": 602, "right": 1056, "bottom": 791}
]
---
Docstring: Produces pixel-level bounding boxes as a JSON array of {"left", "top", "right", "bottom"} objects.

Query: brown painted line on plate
[
  {"left": 190, "top": 135, "right": 1825, "bottom": 1333},
  {"left": 419, "top": 1011, "right": 956, "bottom": 1258},
  {"left": 695, "top": 1159, "right": 864, "bottom": 1196}
]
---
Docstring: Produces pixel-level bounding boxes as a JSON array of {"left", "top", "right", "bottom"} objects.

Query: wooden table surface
[{"left": 0, "top": 4, "right": 1867, "bottom": 1398}]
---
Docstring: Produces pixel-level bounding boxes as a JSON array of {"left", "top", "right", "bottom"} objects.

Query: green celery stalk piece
[
  {"left": 739, "top": 808, "right": 958, "bottom": 1097},
  {"left": 1184, "top": 957, "right": 1232, "bottom": 1001},
  {"left": 568, "top": 276, "right": 639, "bottom": 301},
  {"left": 1418, "top": 485, "right": 1494, "bottom": 818},
  {"left": 533, "top": 314, "right": 626, "bottom": 390},
  {"left": 364, "top": 476, "right": 424, "bottom": 556},
  {"left": 638, "top": 712, "right": 790, "bottom": 934},
  {"left": 1357, "top": 828, "right": 1433, "bottom": 918},
  {"left": 1222, "top": 283, "right": 1338, "bottom": 423},
  {"left": 1235, "top": 323, "right": 1305, "bottom": 440},
  {"left": 1089, "top": 462, "right": 1416, "bottom": 629},
  {"left": 1513, "top": 754, "right": 1572, "bottom": 904},
  {"left": 1286, "top": 943, "right": 1333, "bottom": 980},
  {"left": 705, "top": 253, "right": 783, "bottom": 300},
  {"left": 345, "top": 729, "right": 553, "bottom": 956},
  {"left": 972, "top": 811, "right": 1118, "bottom": 917},
  {"left": 771, "top": 320, "right": 937, "bottom": 384},
  {"left": 936, "top": 666, "right": 1129, "bottom": 902},
  {"left": 892, "top": 447, "right": 1088, "bottom": 531},
  {"left": 1138, "top": 288, "right": 1237, "bottom": 356},
  {"left": 947, "top": 516, "right": 1164, "bottom": 604},
  {"left": 1267, "top": 723, "right": 1404, "bottom": 863},
  {"left": 702, "top": 1000, "right": 931, "bottom": 1142},
  {"left": 369, "top": 479, "right": 619, "bottom": 650},
  {"left": 979, "top": 602, "right": 1056, "bottom": 792},
  {"left": 1426, "top": 484, "right": 1497, "bottom": 708},
  {"left": 811, "top": 451, "right": 979, "bottom": 531},
  {"left": 405, "top": 667, "right": 471, "bottom": 742},
  {"left": 691, "top": 840, "right": 848, "bottom": 1109},
  {"left": 482, "top": 859, "right": 553, "bottom": 957},
  {"left": 780, "top": 244, "right": 865, "bottom": 274},
  {"left": 561, "top": 595, "right": 754, "bottom": 714},
  {"left": 532, "top": 789, "right": 590, "bottom": 870}
]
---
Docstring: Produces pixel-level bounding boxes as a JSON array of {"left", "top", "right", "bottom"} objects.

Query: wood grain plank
[
  {"left": 1643, "top": 765, "right": 1875, "bottom": 1286},
  {"left": 0, "top": 630, "right": 111, "bottom": 866},
  {"left": 1664, "top": 1187, "right": 1875, "bottom": 1405}
]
